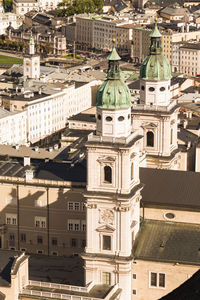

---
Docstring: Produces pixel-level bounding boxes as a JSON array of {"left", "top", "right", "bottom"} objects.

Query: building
[
  {"left": 76, "top": 14, "right": 132, "bottom": 53},
  {"left": 23, "top": 33, "right": 40, "bottom": 80},
  {"left": 0, "top": 108, "right": 27, "bottom": 145},
  {"left": 132, "top": 23, "right": 200, "bottom": 65},
  {"left": 172, "top": 42, "right": 200, "bottom": 76},
  {"left": 132, "top": 23, "right": 180, "bottom": 169},
  {"left": 13, "top": 0, "right": 38, "bottom": 15},
  {"left": 1, "top": 22, "right": 200, "bottom": 300},
  {"left": 0, "top": 13, "right": 22, "bottom": 35}
]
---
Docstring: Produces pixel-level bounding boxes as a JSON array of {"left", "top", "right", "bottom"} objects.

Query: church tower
[
  {"left": 132, "top": 22, "right": 180, "bottom": 169},
  {"left": 23, "top": 33, "right": 40, "bottom": 80},
  {"left": 82, "top": 43, "right": 144, "bottom": 299}
]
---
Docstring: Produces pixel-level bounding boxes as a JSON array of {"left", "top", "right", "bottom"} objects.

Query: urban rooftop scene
[{"left": 0, "top": 0, "right": 199, "bottom": 299}]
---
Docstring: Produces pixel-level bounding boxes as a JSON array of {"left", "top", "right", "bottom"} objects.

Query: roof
[
  {"left": 0, "top": 160, "right": 86, "bottom": 183},
  {"left": 140, "top": 167, "right": 200, "bottom": 210},
  {"left": 133, "top": 219, "right": 200, "bottom": 265},
  {"left": 180, "top": 43, "right": 200, "bottom": 50},
  {"left": 160, "top": 5, "right": 188, "bottom": 16},
  {"left": 69, "top": 113, "right": 96, "bottom": 123},
  {"left": 160, "top": 269, "right": 200, "bottom": 300}
]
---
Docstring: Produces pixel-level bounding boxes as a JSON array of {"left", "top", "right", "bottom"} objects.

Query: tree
[{"left": 3, "top": 0, "right": 13, "bottom": 11}]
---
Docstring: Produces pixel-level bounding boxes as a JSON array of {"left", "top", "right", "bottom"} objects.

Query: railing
[
  {"left": 0, "top": 176, "right": 86, "bottom": 188},
  {"left": 28, "top": 280, "right": 89, "bottom": 293},
  {"left": 132, "top": 100, "right": 177, "bottom": 112},
  {"left": 21, "top": 289, "right": 101, "bottom": 300}
]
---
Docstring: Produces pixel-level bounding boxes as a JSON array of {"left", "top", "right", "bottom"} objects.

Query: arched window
[
  {"left": 131, "top": 162, "right": 134, "bottom": 180},
  {"left": 170, "top": 128, "right": 173, "bottom": 145},
  {"left": 104, "top": 166, "right": 112, "bottom": 183},
  {"left": 147, "top": 131, "right": 154, "bottom": 147}
]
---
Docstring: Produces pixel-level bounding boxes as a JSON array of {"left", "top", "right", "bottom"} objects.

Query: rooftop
[
  {"left": 133, "top": 219, "right": 200, "bottom": 265},
  {"left": 140, "top": 167, "right": 200, "bottom": 210}
]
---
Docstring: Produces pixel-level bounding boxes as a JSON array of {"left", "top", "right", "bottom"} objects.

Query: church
[{"left": 82, "top": 21, "right": 200, "bottom": 299}]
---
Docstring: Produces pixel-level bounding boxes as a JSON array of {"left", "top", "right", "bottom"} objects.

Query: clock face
[
  {"left": 100, "top": 209, "right": 114, "bottom": 224},
  {"left": 26, "top": 62, "right": 30, "bottom": 66},
  {"left": 35, "top": 62, "right": 37, "bottom": 66}
]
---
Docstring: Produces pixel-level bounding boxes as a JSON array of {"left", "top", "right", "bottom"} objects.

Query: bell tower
[
  {"left": 82, "top": 43, "right": 144, "bottom": 299},
  {"left": 23, "top": 32, "right": 40, "bottom": 80},
  {"left": 132, "top": 21, "right": 180, "bottom": 169}
]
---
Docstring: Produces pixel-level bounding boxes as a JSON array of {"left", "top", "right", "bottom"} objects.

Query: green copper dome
[
  {"left": 140, "top": 23, "right": 172, "bottom": 81},
  {"left": 96, "top": 46, "right": 131, "bottom": 109}
]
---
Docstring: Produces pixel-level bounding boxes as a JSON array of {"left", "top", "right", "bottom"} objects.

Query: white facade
[
  {"left": 140, "top": 79, "right": 171, "bottom": 106},
  {"left": 27, "top": 81, "right": 100, "bottom": 143},
  {"left": 0, "top": 109, "right": 27, "bottom": 145},
  {"left": 38, "top": 0, "right": 62, "bottom": 11},
  {"left": 13, "top": 0, "right": 38, "bottom": 15},
  {"left": 96, "top": 107, "right": 131, "bottom": 138},
  {"left": 0, "top": 13, "right": 22, "bottom": 35}
]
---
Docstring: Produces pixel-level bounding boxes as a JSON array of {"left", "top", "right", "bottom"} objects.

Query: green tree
[{"left": 3, "top": 0, "right": 13, "bottom": 11}]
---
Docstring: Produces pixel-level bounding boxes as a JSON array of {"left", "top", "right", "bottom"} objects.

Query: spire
[
  {"left": 149, "top": 18, "right": 162, "bottom": 55},
  {"left": 107, "top": 37, "right": 121, "bottom": 80},
  {"left": 29, "top": 31, "right": 35, "bottom": 55}
]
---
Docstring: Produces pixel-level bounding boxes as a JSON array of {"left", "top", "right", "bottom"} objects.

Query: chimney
[
  {"left": 25, "top": 169, "right": 34, "bottom": 181},
  {"left": 24, "top": 156, "right": 30, "bottom": 166}
]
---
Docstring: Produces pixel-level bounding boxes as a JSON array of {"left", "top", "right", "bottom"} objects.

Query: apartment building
[
  {"left": 179, "top": 43, "right": 200, "bottom": 76},
  {"left": 0, "top": 108, "right": 27, "bottom": 145},
  {"left": 1, "top": 80, "right": 100, "bottom": 144},
  {"left": 132, "top": 24, "right": 200, "bottom": 64},
  {"left": 76, "top": 14, "right": 132, "bottom": 52},
  {"left": 13, "top": 0, "right": 62, "bottom": 15}
]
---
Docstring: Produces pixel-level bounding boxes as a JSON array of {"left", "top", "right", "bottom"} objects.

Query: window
[
  {"left": 82, "top": 239, "right": 86, "bottom": 248},
  {"left": 81, "top": 220, "right": 86, "bottom": 231},
  {"left": 149, "top": 87, "right": 155, "bottom": 92},
  {"left": 20, "top": 233, "right": 26, "bottom": 242},
  {"left": 68, "top": 202, "right": 74, "bottom": 210},
  {"left": 150, "top": 272, "right": 165, "bottom": 288},
  {"left": 104, "top": 166, "right": 112, "bottom": 183},
  {"left": 52, "top": 237, "right": 57, "bottom": 246},
  {"left": 106, "top": 116, "right": 112, "bottom": 122},
  {"left": 71, "top": 238, "right": 77, "bottom": 247},
  {"left": 141, "top": 85, "right": 145, "bottom": 91},
  {"left": 6, "top": 214, "right": 17, "bottom": 225},
  {"left": 118, "top": 116, "right": 124, "bottom": 121},
  {"left": 102, "top": 272, "right": 111, "bottom": 285},
  {"left": 37, "top": 236, "right": 43, "bottom": 244},
  {"left": 147, "top": 131, "right": 154, "bottom": 147},
  {"left": 98, "top": 114, "right": 101, "bottom": 120},
  {"left": 170, "top": 128, "right": 173, "bottom": 145},
  {"left": 68, "top": 219, "right": 80, "bottom": 231},
  {"left": 35, "top": 217, "right": 46, "bottom": 228},
  {"left": 74, "top": 202, "right": 80, "bottom": 211},
  {"left": 131, "top": 162, "right": 134, "bottom": 180},
  {"left": 103, "top": 235, "right": 111, "bottom": 250},
  {"left": 160, "top": 87, "right": 165, "bottom": 91}
]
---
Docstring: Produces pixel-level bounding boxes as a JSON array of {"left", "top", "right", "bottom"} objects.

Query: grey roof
[
  {"left": 160, "top": 5, "right": 188, "bottom": 16},
  {"left": 133, "top": 219, "right": 200, "bottom": 265},
  {"left": 0, "top": 161, "right": 86, "bottom": 183},
  {"left": 69, "top": 113, "right": 96, "bottom": 123},
  {"left": 180, "top": 43, "right": 200, "bottom": 50},
  {"left": 29, "top": 254, "right": 84, "bottom": 285},
  {"left": 140, "top": 167, "right": 200, "bottom": 210}
]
